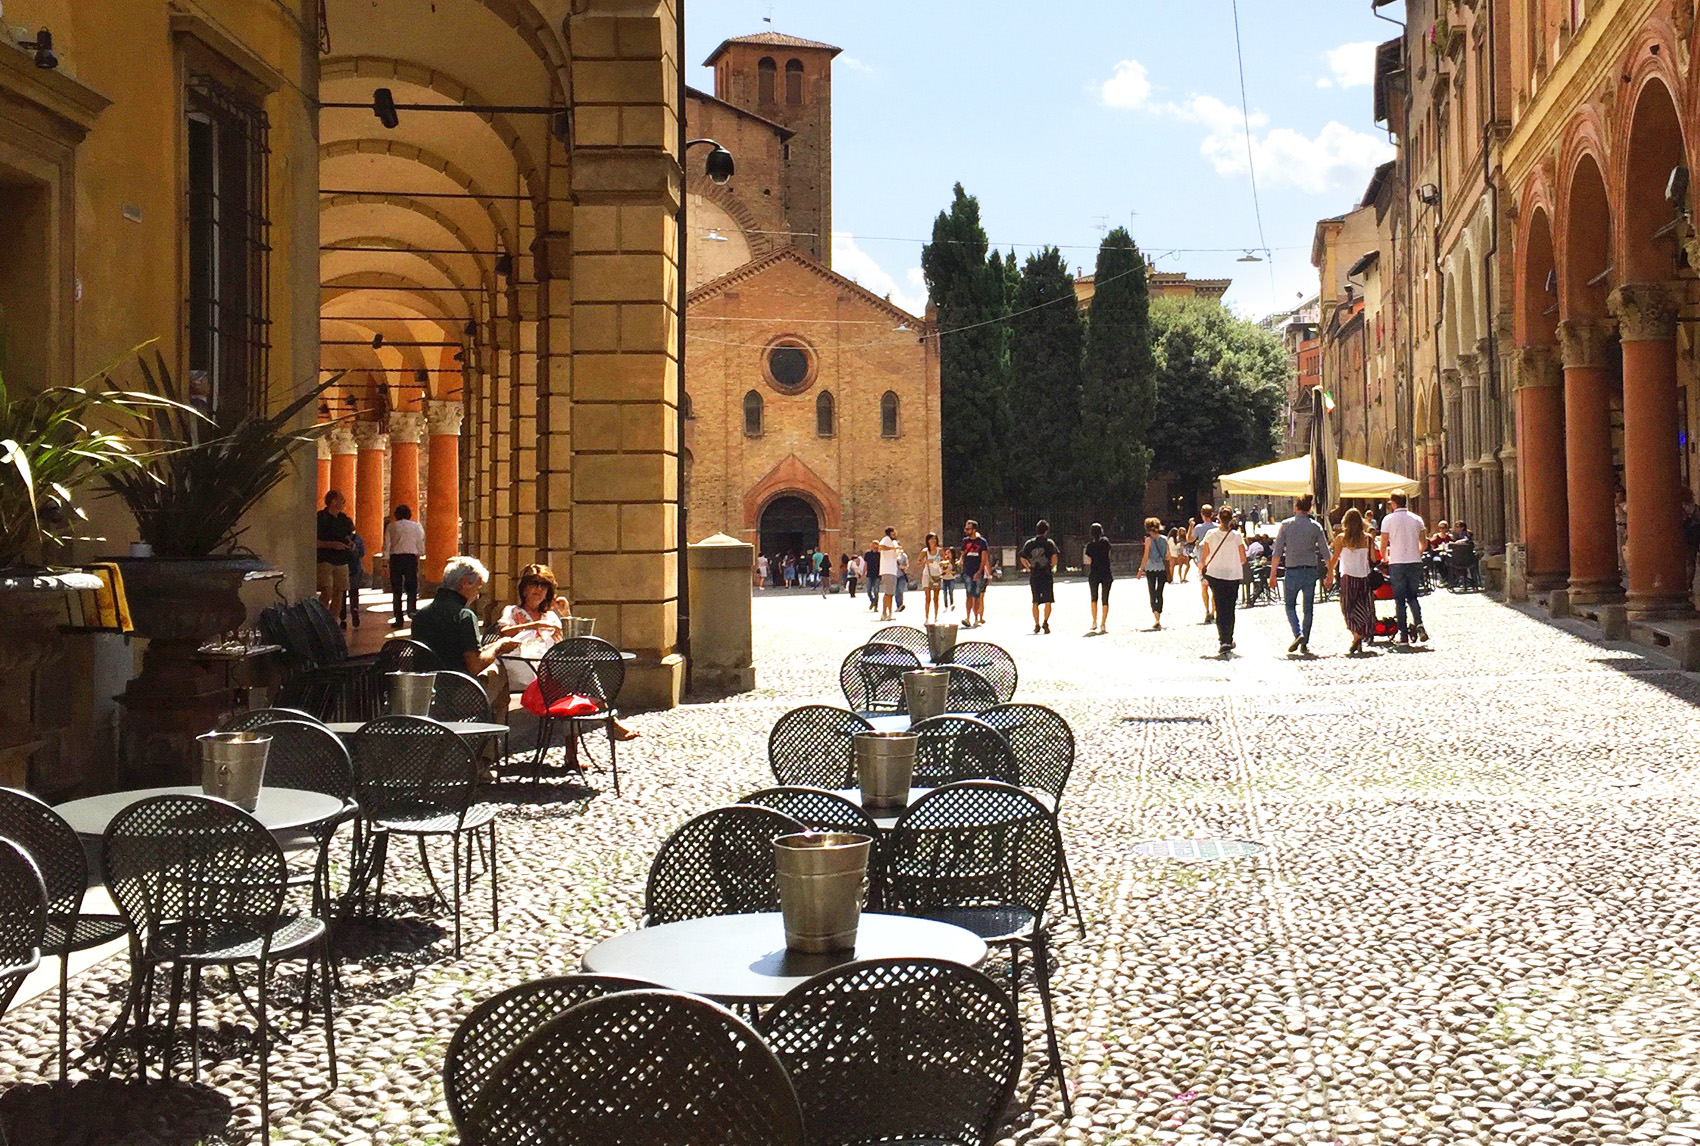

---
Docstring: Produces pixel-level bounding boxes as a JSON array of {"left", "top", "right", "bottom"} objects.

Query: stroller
[{"left": 1370, "top": 567, "right": 1399, "bottom": 644}]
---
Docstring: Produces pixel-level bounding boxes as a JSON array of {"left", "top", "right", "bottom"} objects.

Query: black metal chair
[
  {"left": 979, "top": 703, "right": 1085, "bottom": 935},
  {"left": 443, "top": 973, "right": 658, "bottom": 1128},
  {"left": 740, "top": 787, "right": 884, "bottom": 908},
  {"left": 350, "top": 716, "right": 498, "bottom": 956},
  {"left": 217, "top": 707, "right": 325, "bottom": 732},
  {"left": 934, "top": 664, "right": 999, "bottom": 715},
  {"left": 643, "top": 805, "right": 805, "bottom": 927},
  {"left": 531, "top": 637, "right": 627, "bottom": 795},
  {"left": 942, "top": 641, "right": 1017, "bottom": 703},
  {"left": 376, "top": 637, "right": 441, "bottom": 677},
  {"left": 457, "top": 989, "right": 804, "bottom": 1146},
  {"left": 0, "top": 838, "right": 46, "bottom": 1020},
  {"left": 885, "top": 782, "right": 1070, "bottom": 1118},
  {"left": 767, "top": 706, "right": 872, "bottom": 789},
  {"left": 250, "top": 719, "right": 360, "bottom": 913},
  {"left": 870, "top": 625, "right": 930, "bottom": 660},
  {"left": 0, "top": 788, "right": 128, "bottom": 1076},
  {"left": 839, "top": 642, "right": 921, "bottom": 715},
  {"left": 430, "top": 669, "right": 508, "bottom": 767},
  {"left": 101, "top": 795, "right": 335, "bottom": 1145},
  {"left": 758, "top": 958, "right": 1021, "bottom": 1146},
  {"left": 273, "top": 602, "right": 372, "bottom": 720},
  {"left": 910, "top": 715, "right": 1018, "bottom": 786}
]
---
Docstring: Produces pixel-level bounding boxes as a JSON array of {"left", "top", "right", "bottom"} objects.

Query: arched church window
[
  {"left": 816, "top": 391, "right": 835, "bottom": 437},
  {"left": 758, "top": 58, "right": 777, "bottom": 103},
  {"left": 744, "top": 390, "right": 764, "bottom": 436},
  {"left": 682, "top": 392, "right": 694, "bottom": 419},
  {"left": 880, "top": 391, "right": 900, "bottom": 438},
  {"left": 785, "top": 59, "right": 804, "bottom": 105}
]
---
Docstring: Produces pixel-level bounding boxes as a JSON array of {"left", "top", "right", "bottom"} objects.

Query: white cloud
[
  {"left": 832, "top": 233, "right": 929, "bottom": 316},
  {"left": 839, "top": 55, "right": 874, "bottom": 74},
  {"left": 1322, "top": 41, "right": 1378, "bottom": 89},
  {"left": 1099, "top": 59, "right": 1152, "bottom": 109}
]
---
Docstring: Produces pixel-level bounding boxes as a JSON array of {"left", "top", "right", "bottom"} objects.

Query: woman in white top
[
  {"left": 1197, "top": 507, "right": 1247, "bottom": 655},
  {"left": 498, "top": 564, "right": 568, "bottom": 690},
  {"left": 917, "top": 533, "right": 945, "bottom": 623},
  {"left": 1331, "top": 508, "right": 1377, "bottom": 655}
]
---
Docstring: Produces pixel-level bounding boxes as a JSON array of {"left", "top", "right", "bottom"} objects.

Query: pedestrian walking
[
  {"left": 940, "top": 547, "right": 958, "bottom": 611},
  {"left": 1332, "top": 508, "right": 1377, "bottom": 655},
  {"left": 1171, "top": 527, "right": 1190, "bottom": 583},
  {"left": 1198, "top": 507, "right": 1246, "bottom": 656},
  {"left": 346, "top": 527, "right": 366, "bottom": 628},
  {"left": 1380, "top": 491, "right": 1429, "bottom": 645},
  {"left": 1193, "top": 505, "right": 1216, "bottom": 623},
  {"left": 316, "top": 490, "right": 355, "bottom": 624},
  {"left": 894, "top": 544, "right": 910, "bottom": 612},
  {"left": 1085, "top": 522, "right": 1115, "bottom": 634},
  {"left": 384, "top": 504, "right": 426, "bottom": 625},
  {"left": 919, "top": 533, "right": 945, "bottom": 623},
  {"left": 1269, "top": 494, "right": 1332, "bottom": 656},
  {"left": 863, "top": 541, "right": 881, "bottom": 611},
  {"left": 846, "top": 549, "right": 862, "bottom": 598},
  {"left": 1139, "top": 518, "right": 1169, "bottom": 630},
  {"left": 960, "top": 520, "right": 991, "bottom": 628},
  {"left": 878, "top": 528, "right": 900, "bottom": 620},
  {"left": 1019, "top": 520, "right": 1059, "bottom": 634}
]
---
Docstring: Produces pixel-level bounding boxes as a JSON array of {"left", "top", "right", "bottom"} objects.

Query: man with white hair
[{"left": 412, "top": 556, "right": 521, "bottom": 706}]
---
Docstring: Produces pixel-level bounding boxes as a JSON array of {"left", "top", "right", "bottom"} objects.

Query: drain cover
[{"left": 1128, "top": 837, "right": 1266, "bottom": 861}]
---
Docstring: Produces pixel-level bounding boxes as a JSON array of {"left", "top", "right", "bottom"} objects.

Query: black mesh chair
[
  {"left": 0, "top": 838, "right": 46, "bottom": 1020},
  {"left": 979, "top": 704, "right": 1084, "bottom": 936},
  {"left": 250, "top": 719, "right": 359, "bottom": 915},
  {"left": 643, "top": 805, "right": 805, "bottom": 926},
  {"left": 758, "top": 958, "right": 1021, "bottom": 1146},
  {"left": 430, "top": 670, "right": 508, "bottom": 765},
  {"left": 377, "top": 638, "right": 441, "bottom": 677},
  {"left": 457, "top": 989, "right": 804, "bottom": 1146},
  {"left": 870, "top": 625, "right": 930, "bottom": 660},
  {"left": 0, "top": 789, "right": 128, "bottom": 1076},
  {"left": 531, "top": 637, "right": 627, "bottom": 795},
  {"left": 935, "top": 664, "right": 1000, "bottom": 715},
  {"left": 910, "top": 715, "right": 1018, "bottom": 787},
  {"left": 740, "top": 787, "right": 883, "bottom": 908},
  {"left": 101, "top": 795, "right": 335, "bottom": 1145},
  {"left": 839, "top": 642, "right": 921, "bottom": 715},
  {"left": 443, "top": 974, "right": 657, "bottom": 1127},
  {"left": 943, "top": 642, "right": 1018, "bottom": 704},
  {"left": 350, "top": 716, "right": 498, "bottom": 956},
  {"left": 885, "top": 782, "right": 1070, "bottom": 1117},
  {"left": 767, "top": 706, "right": 872, "bottom": 789},
  {"left": 216, "top": 707, "right": 325, "bottom": 732}
]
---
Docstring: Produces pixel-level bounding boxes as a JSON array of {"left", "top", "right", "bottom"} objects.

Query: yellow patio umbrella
[{"left": 1218, "top": 456, "right": 1420, "bottom": 499}]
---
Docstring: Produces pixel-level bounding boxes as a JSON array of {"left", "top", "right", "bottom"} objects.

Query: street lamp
[{"left": 687, "top": 139, "right": 736, "bottom": 185}]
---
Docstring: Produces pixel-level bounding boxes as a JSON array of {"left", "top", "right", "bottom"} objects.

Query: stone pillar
[
  {"left": 1612, "top": 285, "right": 1692, "bottom": 617},
  {"left": 389, "top": 410, "right": 425, "bottom": 521},
  {"left": 316, "top": 436, "right": 331, "bottom": 506},
  {"left": 425, "top": 400, "right": 463, "bottom": 584},
  {"left": 353, "top": 421, "right": 388, "bottom": 576},
  {"left": 327, "top": 424, "right": 358, "bottom": 508},
  {"left": 687, "top": 533, "right": 755, "bottom": 694},
  {"left": 1559, "top": 319, "right": 1623, "bottom": 603},
  {"left": 1515, "top": 346, "right": 1568, "bottom": 589}
]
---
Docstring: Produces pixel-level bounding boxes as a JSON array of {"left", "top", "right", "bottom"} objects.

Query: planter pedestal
[
  {"left": 0, "top": 571, "right": 102, "bottom": 790},
  {"left": 112, "top": 557, "right": 269, "bottom": 787}
]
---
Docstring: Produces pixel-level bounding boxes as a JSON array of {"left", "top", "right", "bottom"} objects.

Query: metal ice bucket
[
  {"left": 198, "top": 731, "right": 271, "bottom": 812},
  {"left": 563, "top": 616, "right": 597, "bottom": 638},
  {"left": 775, "top": 831, "right": 871, "bottom": 953},
  {"left": 854, "top": 730, "right": 917, "bottom": 810},
  {"left": 925, "top": 622, "right": 959, "bottom": 662},
  {"left": 902, "top": 669, "right": 950, "bottom": 723},
  {"left": 387, "top": 671, "right": 437, "bottom": 716}
]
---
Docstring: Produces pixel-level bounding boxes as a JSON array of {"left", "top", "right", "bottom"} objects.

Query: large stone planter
[
  {"left": 0, "top": 569, "right": 102, "bottom": 789},
  {"left": 111, "top": 555, "right": 271, "bottom": 787}
]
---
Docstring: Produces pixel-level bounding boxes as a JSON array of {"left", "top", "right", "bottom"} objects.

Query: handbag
[{"left": 1365, "top": 547, "right": 1386, "bottom": 593}]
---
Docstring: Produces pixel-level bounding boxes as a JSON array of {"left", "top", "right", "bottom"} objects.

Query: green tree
[
  {"left": 1147, "top": 297, "right": 1289, "bottom": 507},
  {"left": 922, "top": 184, "right": 1010, "bottom": 516},
  {"left": 1078, "top": 228, "right": 1156, "bottom": 521},
  {"left": 1006, "top": 247, "right": 1083, "bottom": 509}
]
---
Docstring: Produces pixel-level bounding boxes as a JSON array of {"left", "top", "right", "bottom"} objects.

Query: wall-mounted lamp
[
  {"left": 686, "top": 138, "right": 736, "bottom": 185},
  {"left": 370, "top": 332, "right": 384, "bottom": 349},
  {"left": 1417, "top": 183, "right": 1441, "bottom": 206},
  {"left": 18, "top": 28, "right": 56, "bottom": 69}
]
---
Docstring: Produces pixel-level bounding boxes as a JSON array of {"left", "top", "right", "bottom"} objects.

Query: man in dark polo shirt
[
  {"left": 413, "top": 555, "right": 519, "bottom": 707},
  {"left": 316, "top": 491, "right": 355, "bottom": 622}
]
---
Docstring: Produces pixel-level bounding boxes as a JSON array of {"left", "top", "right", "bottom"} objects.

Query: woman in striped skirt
[{"left": 1331, "top": 508, "right": 1378, "bottom": 655}]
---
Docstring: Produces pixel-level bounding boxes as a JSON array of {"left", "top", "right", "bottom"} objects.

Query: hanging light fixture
[
  {"left": 1237, "top": 251, "right": 1264, "bottom": 263},
  {"left": 702, "top": 230, "right": 729, "bottom": 243}
]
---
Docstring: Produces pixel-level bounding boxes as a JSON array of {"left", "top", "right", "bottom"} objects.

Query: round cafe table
[
  {"left": 324, "top": 720, "right": 510, "bottom": 739},
  {"left": 581, "top": 912, "right": 987, "bottom": 1005},
  {"left": 54, "top": 785, "right": 345, "bottom": 840},
  {"left": 861, "top": 713, "right": 980, "bottom": 733}
]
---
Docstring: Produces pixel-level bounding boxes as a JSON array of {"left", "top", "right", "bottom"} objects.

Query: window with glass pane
[
  {"left": 816, "top": 391, "right": 834, "bottom": 437},
  {"left": 744, "top": 390, "right": 764, "bottom": 436},
  {"left": 880, "top": 391, "right": 899, "bottom": 438}
]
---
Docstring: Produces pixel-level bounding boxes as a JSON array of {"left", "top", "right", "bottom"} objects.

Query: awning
[{"left": 1219, "top": 456, "right": 1420, "bottom": 498}]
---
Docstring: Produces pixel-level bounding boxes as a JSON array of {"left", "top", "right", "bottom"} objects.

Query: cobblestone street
[{"left": 8, "top": 580, "right": 1700, "bottom": 1145}]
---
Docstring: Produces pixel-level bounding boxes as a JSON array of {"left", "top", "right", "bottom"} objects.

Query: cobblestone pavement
[{"left": 8, "top": 578, "right": 1700, "bottom": 1145}]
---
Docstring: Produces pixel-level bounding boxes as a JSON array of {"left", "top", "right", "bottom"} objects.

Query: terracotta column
[
  {"left": 388, "top": 410, "right": 425, "bottom": 520},
  {"left": 316, "top": 436, "right": 331, "bottom": 506},
  {"left": 425, "top": 400, "right": 463, "bottom": 583},
  {"left": 327, "top": 425, "right": 358, "bottom": 507},
  {"left": 1514, "top": 345, "right": 1568, "bottom": 589},
  {"left": 1612, "top": 285, "right": 1691, "bottom": 616},
  {"left": 1558, "top": 319, "right": 1622, "bottom": 602},
  {"left": 353, "top": 422, "right": 388, "bottom": 577}
]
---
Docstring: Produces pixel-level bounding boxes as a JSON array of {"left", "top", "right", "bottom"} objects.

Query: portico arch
[{"left": 1515, "top": 204, "right": 1568, "bottom": 589}]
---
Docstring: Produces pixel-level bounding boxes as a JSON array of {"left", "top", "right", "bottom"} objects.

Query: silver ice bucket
[
  {"left": 387, "top": 671, "right": 436, "bottom": 716},
  {"left": 854, "top": 730, "right": 917, "bottom": 810},
  {"left": 902, "top": 669, "right": 950, "bottom": 723},
  {"left": 198, "top": 731, "right": 271, "bottom": 812},
  {"left": 563, "top": 616, "right": 597, "bottom": 638},
  {"left": 926, "top": 622, "right": 959, "bottom": 662},
  {"left": 775, "top": 831, "right": 871, "bottom": 953}
]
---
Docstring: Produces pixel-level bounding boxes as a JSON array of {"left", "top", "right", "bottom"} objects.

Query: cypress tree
[
  {"left": 1077, "top": 228, "right": 1156, "bottom": 525},
  {"left": 1006, "top": 247, "right": 1083, "bottom": 510}
]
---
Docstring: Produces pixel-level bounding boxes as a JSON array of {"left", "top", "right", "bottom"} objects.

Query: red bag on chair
[{"left": 520, "top": 678, "right": 600, "bottom": 719}]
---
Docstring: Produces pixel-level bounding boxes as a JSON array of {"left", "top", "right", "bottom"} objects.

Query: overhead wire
[{"left": 1228, "top": 0, "right": 1279, "bottom": 298}]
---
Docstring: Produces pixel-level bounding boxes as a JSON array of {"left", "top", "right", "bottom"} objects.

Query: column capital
[
  {"left": 317, "top": 435, "right": 332, "bottom": 460},
  {"left": 1609, "top": 284, "right": 1680, "bottom": 342},
  {"left": 327, "top": 425, "right": 359, "bottom": 456},
  {"left": 1515, "top": 345, "right": 1563, "bottom": 389},
  {"left": 353, "top": 421, "right": 389, "bottom": 452},
  {"left": 1456, "top": 352, "right": 1481, "bottom": 387},
  {"left": 427, "top": 399, "right": 465, "bottom": 437},
  {"left": 1441, "top": 367, "right": 1463, "bottom": 400},
  {"left": 1558, "top": 319, "right": 1617, "bottom": 368},
  {"left": 389, "top": 410, "right": 427, "bottom": 445}
]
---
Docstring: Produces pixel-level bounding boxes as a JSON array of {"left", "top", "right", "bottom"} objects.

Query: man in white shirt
[
  {"left": 1380, "top": 491, "right": 1429, "bottom": 644},
  {"left": 383, "top": 504, "right": 428, "bottom": 625},
  {"left": 1193, "top": 504, "right": 1217, "bottom": 622}
]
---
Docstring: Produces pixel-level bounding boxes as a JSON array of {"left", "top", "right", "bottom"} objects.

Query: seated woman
[{"left": 501, "top": 563, "right": 639, "bottom": 742}]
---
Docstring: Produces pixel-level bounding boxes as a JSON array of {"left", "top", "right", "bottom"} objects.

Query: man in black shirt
[
  {"left": 862, "top": 543, "right": 881, "bottom": 611},
  {"left": 316, "top": 491, "right": 355, "bottom": 622},
  {"left": 1020, "top": 519, "right": 1060, "bottom": 634}
]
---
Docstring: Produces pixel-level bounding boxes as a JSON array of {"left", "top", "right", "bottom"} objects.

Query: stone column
[
  {"left": 1612, "top": 285, "right": 1692, "bottom": 617},
  {"left": 353, "top": 421, "right": 388, "bottom": 577},
  {"left": 327, "top": 424, "right": 358, "bottom": 507},
  {"left": 425, "top": 400, "right": 463, "bottom": 584},
  {"left": 1515, "top": 346, "right": 1568, "bottom": 589},
  {"left": 1559, "top": 319, "right": 1623, "bottom": 603},
  {"left": 316, "top": 436, "right": 331, "bottom": 506},
  {"left": 388, "top": 410, "right": 425, "bottom": 520}
]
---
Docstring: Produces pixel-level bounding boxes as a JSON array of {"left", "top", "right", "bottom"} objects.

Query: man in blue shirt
[{"left": 1269, "top": 495, "right": 1333, "bottom": 656}]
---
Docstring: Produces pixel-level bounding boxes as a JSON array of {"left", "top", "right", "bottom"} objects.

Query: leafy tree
[
  {"left": 1077, "top": 228, "right": 1156, "bottom": 519},
  {"left": 1147, "top": 297, "right": 1289, "bottom": 508},
  {"left": 922, "top": 185, "right": 1010, "bottom": 516},
  {"left": 1006, "top": 247, "right": 1083, "bottom": 508}
]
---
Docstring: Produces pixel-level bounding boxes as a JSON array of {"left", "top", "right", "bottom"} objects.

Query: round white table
[
  {"left": 324, "top": 720, "right": 510, "bottom": 739},
  {"left": 54, "top": 786, "right": 345, "bottom": 839}
]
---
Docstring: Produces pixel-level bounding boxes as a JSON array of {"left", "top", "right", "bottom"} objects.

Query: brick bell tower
[{"left": 703, "top": 31, "right": 840, "bottom": 265}]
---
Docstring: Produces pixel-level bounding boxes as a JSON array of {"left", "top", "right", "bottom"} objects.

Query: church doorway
[{"left": 759, "top": 495, "right": 820, "bottom": 559}]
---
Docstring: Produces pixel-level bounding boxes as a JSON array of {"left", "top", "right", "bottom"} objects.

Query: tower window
[
  {"left": 816, "top": 391, "right": 835, "bottom": 437},
  {"left": 880, "top": 391, "right": 900, "bottom": 438},
  {"left": 744, "top": 389, "right": 764, "bottom": 436},
  {"left": 785, "top": 59, "right": 804, "bottom": 105},
  {"left": 758, "top": 57, "right": 777, "bottom": 103}
]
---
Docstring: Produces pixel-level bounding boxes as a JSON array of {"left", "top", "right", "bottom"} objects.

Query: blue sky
[{"left": 685, "top": 1, "right": 1403, "bottom": 320}]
